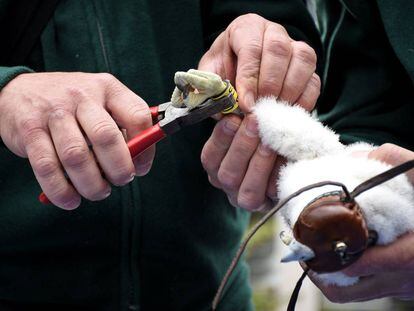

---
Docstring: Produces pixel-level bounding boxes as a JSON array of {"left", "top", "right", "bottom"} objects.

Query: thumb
[
  {"left": 198, "top": 32, "right": 236, "bottom": 91},
  {"left": 368, "top": 143, "right": 414, "bottom": 183},
  {"left": 104, "top": 80, "right": 155, "bottom": 176}
]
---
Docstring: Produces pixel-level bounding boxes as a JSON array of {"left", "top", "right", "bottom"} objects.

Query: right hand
[
  {"left": 199, "top": 14, "right": 320, "bottom": 211},
  {"left": 0, "top": 72, "right": 154, "bottom": 210}
]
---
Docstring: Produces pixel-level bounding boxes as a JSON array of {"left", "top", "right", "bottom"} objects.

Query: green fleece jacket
[
  {"left": 317, "top": 0, "right": 414, "bottom": 150},
  {"left": 0, "top": 1, "right": 320, "bottom": 310}
]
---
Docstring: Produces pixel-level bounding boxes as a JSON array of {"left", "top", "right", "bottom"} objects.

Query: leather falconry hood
[
  {"left": 293, "top": 192, "right": 376, "bottom": 273},
  {"left": 212, "top": 160, "right": 414, "bottom": 311}
]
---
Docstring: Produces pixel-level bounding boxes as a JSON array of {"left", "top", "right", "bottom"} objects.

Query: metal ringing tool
[{"left": 39, "top": 70, "right": 238, "bottom": 205}]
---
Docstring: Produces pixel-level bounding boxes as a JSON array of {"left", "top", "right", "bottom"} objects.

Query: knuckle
[
  {"left": 32, "top": 156, "right": 59, "bottom": 178},
  {"left": 199, "top": 49, "right": 215, "bottom": 66},
  {"left": 96, "top": 72, "right": 118, "bottom": 86},
  {"left": 207, "top": 175, "right": 221, "bottom": 189},
  {"left": 49, "top": 107, "right": 72, "bottom": 121},
  {"left": 260, "top": 79, "right": 282, "bottom": 95},
  {"left": 310, "top": 73, "right": 321, "bottom": 89},
  {"left": 266, "top": 36, "right": 292, "bottom": 58},
  {"left": 372, "top": 143, "right": 403, "bottom": 166},
  {"left": 60, "top": 143, "right": 90, "bottom": 168},
  {"left": 268, "top": 22, "right": 288, "bottom": 35},
  {"left": 237, "top": 191, "right": 263, "bottom": 210},
  {"left": 293, "top": 41, "right": 317, "bottom": 67},
  {"left": 240, "top": 41, "right": 263, "bottom": 59},
  {"left": 64, "top": 86, "right": 88, "bottom": 103},
  {"left": 380, "top": 143, "right": 396, "bottom": 152},
  {"left": 234, "top": 141, "right": 257, "bottom": 156},
  {"left": 217, "top": 169, "right": 240, "bottom": 191},
  {"left": 379, "top": 143, "right": 400, "bottom": 160},
  {"left": 232, "top": 13, "right": 262, "bottom": 26},
  {"left": 200, "top": 149, "right": 215, "bottom": 173},
  {"left": 19, "top": 117, "right": 43, "bottom": 139},
  {"left": 243, "top": 13, "right": 261, "bottom": 20},
  {"left": 90, "top": 121, "right": 120, "bottom": 147},
  {"left": 300, "top": 82, "right": 321, "bottom": 109},
  {"left": 280, "top": 84, "right": 296, "bottom": 102},
  {"left": 128, "top": 105, "right": 151, "bottom": 127},
  {"left": 304, "top": 74, "right": 321, "bottom": 103},
  {"left": 250, "top": 160, "right": 269, "bottom": 175}
]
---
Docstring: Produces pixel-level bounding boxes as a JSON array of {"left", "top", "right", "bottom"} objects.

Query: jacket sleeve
[
  {"left": 0, "top": 66, "right": 33, "bottom": 90},
  {"left": 201, "top": 0, "right": 322, "bottom": 58}
]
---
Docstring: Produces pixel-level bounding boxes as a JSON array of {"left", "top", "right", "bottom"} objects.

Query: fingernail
[
  {"left": 103, "top": 188, "right": 112, "bottom": 199},
  {"left": 245, "top": 117, "right": 258, "bottom": 137},
  {"left": 136, "top": 163, "right": 152, "bottom": 176},
  {"left": 61, "top": 197, "right": 81, "bottom": 210},
  {"left": 127, "top": 173, "right": 135, "bottom": 182},
  {"left": 243, "top": 92, "right": 256, "bottom": 112},
  {"left": 258, "top": 144, "right": 273, "bottom": 156},
  {"left": 223, "top": 119, "right": 240, "bottom": 135}
]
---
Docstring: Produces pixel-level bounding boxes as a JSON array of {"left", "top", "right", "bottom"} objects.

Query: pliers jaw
[{"left": 159, "top": 91, "right": 237, "bottom": 135}]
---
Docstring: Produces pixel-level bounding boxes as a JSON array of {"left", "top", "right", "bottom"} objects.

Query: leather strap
[
  {"left": 212, "top": 180, "right": 348, "bottom": 310},
  {"left": 212, "top": 159, "right": 414, "bottom": 311},
  {"left": 351, "top": 160, "right": 414, "bottom": 198}
]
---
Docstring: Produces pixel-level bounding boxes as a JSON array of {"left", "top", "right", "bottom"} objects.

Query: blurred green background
[{"left": 246, "top": 213, "right": 414, "bottom": 311}]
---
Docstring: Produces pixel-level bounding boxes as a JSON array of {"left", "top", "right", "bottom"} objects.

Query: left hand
[
  {"left": 310, "top": 232, "right": 414, "bottom": 303},
  {"left": 309, "top": 143, "right": 414, "bottom": 302},
  {"left": 199, "top": 14, "right": 320, "bottom": 211}
]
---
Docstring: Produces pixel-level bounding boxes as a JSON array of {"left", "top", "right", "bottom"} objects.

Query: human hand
[
  {"left": 309, "top": 143, "right": 414, "bottom": 302},
  {"left": 0, "top": 72, "right": 154, "bottom": 210},
  {"left": 199, "top": 14, "right": 320, "bottom": 210}
]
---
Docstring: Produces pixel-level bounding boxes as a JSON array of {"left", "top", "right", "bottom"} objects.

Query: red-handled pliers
[
  {"left": 128, "top": 93, "right": 237, "bottom": 157},
  {"left": 39, "top": 90, "right": 237, "bottom": 205}
]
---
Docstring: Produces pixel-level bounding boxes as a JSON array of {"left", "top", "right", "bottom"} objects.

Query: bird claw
[{"left": 171, "top": 69, "right": 227, "bottom": 109}]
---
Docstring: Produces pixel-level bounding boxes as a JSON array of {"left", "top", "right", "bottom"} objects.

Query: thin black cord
[
  {"left": 212, "top": 181, "right": 348, "bottom": 310},
  {"left": 212, "top": 159, "right": 414, "bottom": 310},
  {"left": 287, "top": 267, "right": 309, "bottom": 311}
]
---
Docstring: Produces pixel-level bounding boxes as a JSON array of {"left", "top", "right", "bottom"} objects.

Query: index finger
[{"left": 227, "top": 16, "right": 266, "bottom": 112}]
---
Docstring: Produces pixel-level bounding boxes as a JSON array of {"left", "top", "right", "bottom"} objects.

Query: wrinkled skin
[
  {"left": 0, "top": 72, "right": 154, "bottom": 209},
  {"left": 309, "top": 143, "right": 414, "bottom": 302},
  {"left": 0, "top": 14, "right": 320, "bottom": 212},
  {"left": 199, "top": 14, "right": 321, "bottom": 211}
]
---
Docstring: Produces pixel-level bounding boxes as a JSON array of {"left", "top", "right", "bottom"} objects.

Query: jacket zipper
[{"left": 91, "top": 1, "right": 139, "bottom": 309}]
